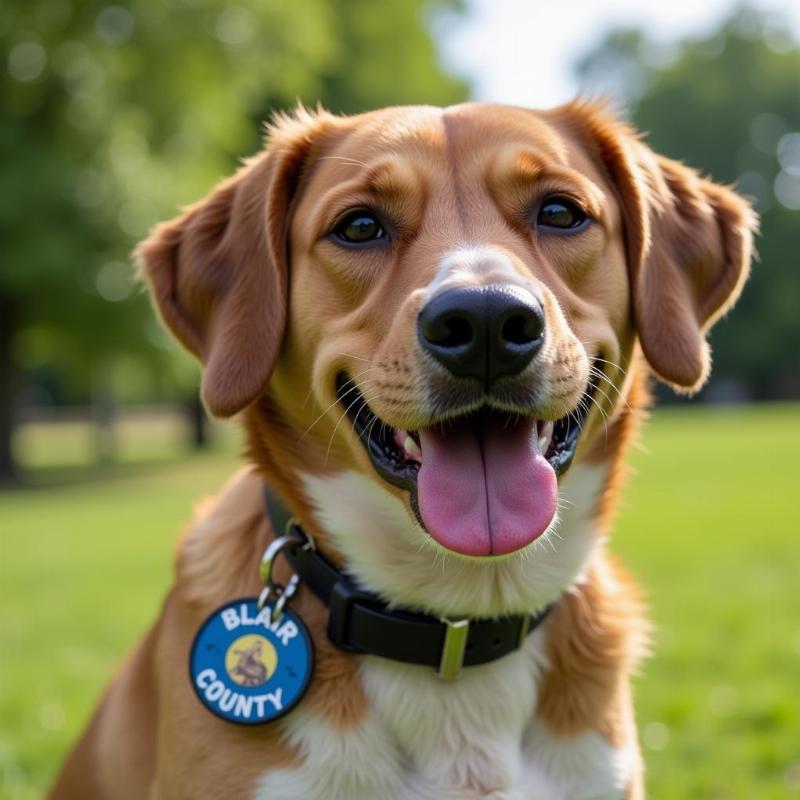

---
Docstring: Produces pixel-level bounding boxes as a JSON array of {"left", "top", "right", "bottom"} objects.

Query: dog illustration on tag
[{"left": 226, "top": 635, "right": 276, "bottom": 687}]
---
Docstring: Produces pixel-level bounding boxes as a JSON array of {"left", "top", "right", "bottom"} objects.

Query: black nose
[{"left": 417, "top": 284, "right": 545, "bottom": 387}]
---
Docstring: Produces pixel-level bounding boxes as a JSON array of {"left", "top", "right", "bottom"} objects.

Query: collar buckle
[{"left": 437, "top": 618, "right": 470, "bottom": 680}]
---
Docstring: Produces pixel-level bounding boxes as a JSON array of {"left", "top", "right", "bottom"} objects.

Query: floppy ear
[
  {"left": 136, "top": 111, "right": 330, "bottom": 416},
  {"left": 562, "top": 103, "right": 757, "bottom": 393}
]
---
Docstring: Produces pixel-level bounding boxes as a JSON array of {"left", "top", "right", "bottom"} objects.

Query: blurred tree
[
  {"left": 0, "top": 0, "right": 468, "bottom": 479},
  {"left": 575, "top": 6, "right": 800, "bottom": 400}
]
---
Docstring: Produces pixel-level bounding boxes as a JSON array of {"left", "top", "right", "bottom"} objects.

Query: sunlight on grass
[{"left": 12, "top": 411, "right": 238, "bottom": 471}]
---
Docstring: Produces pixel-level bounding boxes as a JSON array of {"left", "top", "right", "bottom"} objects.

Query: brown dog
[{"left": 50, "top": 101, "right": 755, "bottom": 799}]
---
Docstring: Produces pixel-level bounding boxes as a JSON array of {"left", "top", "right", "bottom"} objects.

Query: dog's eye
[
  {"left": 537, "top": 197, "right": 589, "bottom": 231},
  {"left": 333, "top": 211, "right": 387, "bottom": 244}
]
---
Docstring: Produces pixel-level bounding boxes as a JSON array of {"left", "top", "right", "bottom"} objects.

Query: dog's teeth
[
  {"left": 393, "top": 428, "right": 422, "bottom": 462},
  {"left": 404, "top": 435, "right": 422, "bottom": 463},
  {"left": 538, "top": 420, "right": 555, "bottom": 454}
]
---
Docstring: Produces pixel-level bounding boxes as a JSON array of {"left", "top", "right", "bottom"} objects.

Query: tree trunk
[
  {"left": 0, "top": 296, "right": 18, "bottom": 483},
  {"left": 188, "top": 389, "right": 208, "bottom": 449},
  {"left": 91, "top": 369, "right": 116, "bottom": 464}
]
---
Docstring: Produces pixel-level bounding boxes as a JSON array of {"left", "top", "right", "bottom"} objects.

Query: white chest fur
[
  {"left": 253, "top": 465, "right": 633, "bottom": 799},
  {"left": 254, "top": 640, "right": 631, "bottom": 800}
]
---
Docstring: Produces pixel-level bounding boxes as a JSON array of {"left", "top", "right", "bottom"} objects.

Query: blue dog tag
[{"left": 189, "top": 597, "right": 314, "bottom": 725}]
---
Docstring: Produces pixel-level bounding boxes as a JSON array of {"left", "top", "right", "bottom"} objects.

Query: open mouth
[{"left": 335, "top": 367, "right": 600, "bottom": 557}]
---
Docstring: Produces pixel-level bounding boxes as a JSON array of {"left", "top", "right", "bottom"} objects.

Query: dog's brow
[
  {"left": 365, "top": 158, "right": 419, "bottom": 199},
  {"left": 492, "top": 147, "right": 579, "bottom": 188},
  {"left": 490, "top": 154, "right": 607, "bottom": 219},
  {"left": 495, "top": 148, "right": 546, "bottom": 183}
]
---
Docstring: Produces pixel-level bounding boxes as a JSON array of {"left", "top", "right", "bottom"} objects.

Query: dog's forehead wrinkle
[{"left": 441, "top": 112, "right": 471, "bottom": 235}]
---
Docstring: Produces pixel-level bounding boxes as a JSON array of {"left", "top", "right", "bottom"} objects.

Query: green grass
[
  {"left": 616, "top": 404, "right": 800, "bottom": 799},
  {"left": 1, "top": 405, "right": 799, "bottom": 798}
]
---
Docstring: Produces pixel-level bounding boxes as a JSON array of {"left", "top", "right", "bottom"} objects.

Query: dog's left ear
[
  {"left": 136, "top": 110, "right": 331, "bottom": 416},
  {"left": 560, "top": 103, "right": 758, "bottom": 393}
]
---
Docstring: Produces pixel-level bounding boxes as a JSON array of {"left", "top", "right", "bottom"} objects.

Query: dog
[{"left": 49, "top": 101, "right": 755, "bottom": 799}]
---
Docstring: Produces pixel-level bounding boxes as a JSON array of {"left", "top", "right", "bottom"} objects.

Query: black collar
[{"left": 264, "top": 488, "right": 555, "bottom": 679}]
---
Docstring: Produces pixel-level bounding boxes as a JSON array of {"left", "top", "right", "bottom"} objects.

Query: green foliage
[
  {"left": 576, "top": 8, "right": 800, "bottom": 398},
  {"left": 1, "top": 405, "right": 799, "bottom": 797},
  {"left": 1, "top": 0, "right": 467, "bottom": 402}
]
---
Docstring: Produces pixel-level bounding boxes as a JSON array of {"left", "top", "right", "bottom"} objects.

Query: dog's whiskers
[
  {"left": 589, "top": 365, "right": 633, "bottom": 415},
  {"left": 580, "top": 348, "right": 629, "bottom": 378},
  {"left": 300, "top": 366, "right": 377, "bottom": 440},
  {"left": 325, "top": 381, "right": 394, "bottom": 464},
  {"left": 337, "top": 352, "right": 373, "bottom": 364},
  {"left": 581, "top": 389, "right": 610, "bottom": 449},
  {"left": 323, "top": 382, "right": 382, "bottom": 463},
  {"left": 318, "top": 155, "right": 370, "bottom": 169},
  {"left": 587, "top": 379, "right": 618, "bottom": 418}
]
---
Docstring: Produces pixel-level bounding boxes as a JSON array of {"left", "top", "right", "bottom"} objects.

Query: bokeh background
[{"left": 1, "top": 1, "right": 799, "bottom": 797}]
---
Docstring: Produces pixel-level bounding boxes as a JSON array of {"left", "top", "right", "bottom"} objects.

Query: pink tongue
[{"left": 417, "top": 417, "right": 557, "bottom": 556}]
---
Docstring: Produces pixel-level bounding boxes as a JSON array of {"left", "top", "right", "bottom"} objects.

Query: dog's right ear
[
  {"left": 558, "top": 101, "right": 757, "bottom": 394},
  {"left": 136, "top": 110, "right": 331, "bottom": 417}
]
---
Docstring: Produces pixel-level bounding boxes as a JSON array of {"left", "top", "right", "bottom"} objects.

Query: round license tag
[{"left": 189, "top": 597, "right": 314, "bottom": 725}]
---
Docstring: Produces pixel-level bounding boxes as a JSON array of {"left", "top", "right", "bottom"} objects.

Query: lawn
[{"left": 1, "top": 404, "right": 798, "bottom": 799}]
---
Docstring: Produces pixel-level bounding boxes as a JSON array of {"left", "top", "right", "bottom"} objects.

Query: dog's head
[{"left": 138, "top": 102, "right": 755, "bottom": 616}]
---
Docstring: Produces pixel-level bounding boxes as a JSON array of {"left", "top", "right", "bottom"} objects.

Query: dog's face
[
  {"left": 139, "top": 103, "right": 754, "bottom": 616},
  {"left": 276, "top": 105, "right": 632, "bottom": 558}
]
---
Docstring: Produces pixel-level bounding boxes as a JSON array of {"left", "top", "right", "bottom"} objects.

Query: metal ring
[
  {"left": 257, "top": 585, "right": 272, "bottom": 612},
  {"left": 259, "top": 526, "right": 312, "bottom": 586},
  {"left": 257, "top": 574, "right": 299, "bottom": 620},
  {"left": 257, "top": 523, "right": 314, "bottom": 620},
  {"left": 272, "top": 584, "right": 294, "bottom": 620}
]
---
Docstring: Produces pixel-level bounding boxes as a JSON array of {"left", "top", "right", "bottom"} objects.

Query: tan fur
[
  {"left": 585, "top": 351, "right": 652, "bottom": 536},
  {"left": 536, "top": 554, "right": 648, "bottom": 740},
  {"left": 50, "top": 102, "right": 754, "bottom": 799}
]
